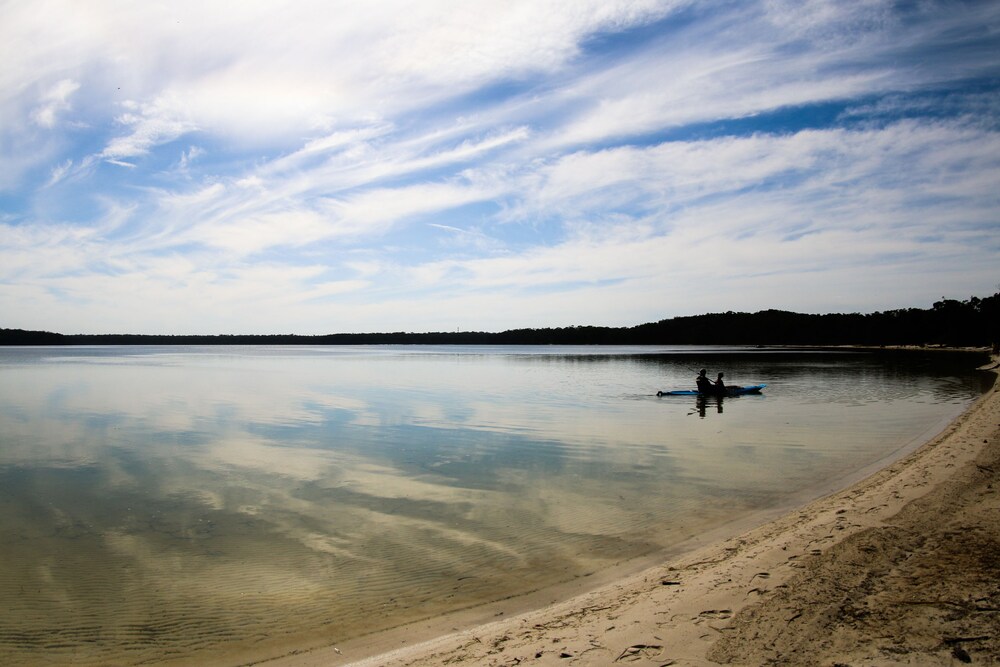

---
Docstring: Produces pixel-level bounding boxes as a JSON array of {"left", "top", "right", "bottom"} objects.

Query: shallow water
[{"left": 0, "top": 345, "right": 989, "bottom": 665}]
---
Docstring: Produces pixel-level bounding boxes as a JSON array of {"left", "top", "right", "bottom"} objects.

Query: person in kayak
[
  {"left": 696, "top": 369, "right": 714, "bottom": 393},
  {"left": 714, "top": 372, "right": 745, "bottom": 395}
]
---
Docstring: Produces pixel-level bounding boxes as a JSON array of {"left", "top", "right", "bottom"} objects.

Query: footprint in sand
[{"left": 614, "top": 643, "right": 664, "bottom": 662}]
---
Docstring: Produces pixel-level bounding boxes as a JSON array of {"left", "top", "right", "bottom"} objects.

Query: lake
[{"left": 0, "top": 345, "right": 990, "bottom": 666}]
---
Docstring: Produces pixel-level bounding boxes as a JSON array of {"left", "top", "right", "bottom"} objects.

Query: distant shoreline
[{"left": 2, "top": 293, "right": 998, "bottom": 348}]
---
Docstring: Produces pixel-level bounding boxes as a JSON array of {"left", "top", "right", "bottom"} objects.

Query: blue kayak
[{"left": 657, "top": 384, "right": 766, "bottom": 397}]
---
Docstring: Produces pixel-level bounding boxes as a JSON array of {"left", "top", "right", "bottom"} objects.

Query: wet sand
[{"left": 266, "top": 360, "right": 999, "bottom": 667}]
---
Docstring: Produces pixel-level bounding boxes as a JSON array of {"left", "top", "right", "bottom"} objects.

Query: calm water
[{"left": 0, "top": 345, "right": 990, "bottom": 665}]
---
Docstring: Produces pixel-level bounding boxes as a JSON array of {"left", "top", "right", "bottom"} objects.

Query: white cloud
[
  {"left": 177, "top": 145, "right": 204, "bottom": 171},
  {"left": 31, "top": 78, "right": 80, "bottom": 128},
  {"left": 2, "top": 0, "right": 678, "bottom": 154},
  {"left": 374, "top": 0, "right": 675, "bottom": 83},
  {"left": 192, "top": 208, "right": 339, "bottom": 256},
  {"left": 394, "top": 118, "right": 1000, "bottom": 308},
  {"left": 46, "top": 159, "right": 74, "bottom": 187},
  {"left": 101, "top": 96, "right": 199, "bottom": 160},
  {"left": 323, "top": 178, "right": 500, "bottom": 229}
]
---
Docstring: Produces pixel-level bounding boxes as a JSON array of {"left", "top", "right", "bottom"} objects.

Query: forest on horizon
[{"left": 2, "top": 292, "right": 998, "bottom": 348}]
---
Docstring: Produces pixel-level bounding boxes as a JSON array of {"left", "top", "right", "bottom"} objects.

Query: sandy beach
[{"left": 267, "top": 358, "right": 999, "bottom": 667}]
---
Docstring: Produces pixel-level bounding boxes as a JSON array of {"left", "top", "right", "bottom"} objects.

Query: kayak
[{"left": 657, "top": 384, "right": 766, "bottom": 397}]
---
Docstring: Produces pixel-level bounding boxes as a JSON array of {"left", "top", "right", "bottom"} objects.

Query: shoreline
[{"left": 257, "top": 358, "right": 999, "bottom": 666}]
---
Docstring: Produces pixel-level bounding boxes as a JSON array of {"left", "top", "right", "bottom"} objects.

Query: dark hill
[{"left": 3, "top": 292, "right": 997, "bottom": 348}]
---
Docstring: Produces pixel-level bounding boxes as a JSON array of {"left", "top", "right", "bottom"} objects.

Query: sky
[{"left": 1, "top": 0, "right": 998, "bottom": 335}]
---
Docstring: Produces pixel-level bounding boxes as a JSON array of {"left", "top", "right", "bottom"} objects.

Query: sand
[{"left": 267, "top": 360, "right": 999, "bottom": 667}]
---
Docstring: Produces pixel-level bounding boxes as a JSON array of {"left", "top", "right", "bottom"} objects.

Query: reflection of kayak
[{"left": 657, "top": 384, "right": 766, "bottom": 397}]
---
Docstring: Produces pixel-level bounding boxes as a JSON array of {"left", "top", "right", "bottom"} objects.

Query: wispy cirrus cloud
[
  {"left": 31, "top": 79, "right": 81, "bottom": 129},
  {"left": 101, "top": 98, "right": 200, "bottom": 163}
]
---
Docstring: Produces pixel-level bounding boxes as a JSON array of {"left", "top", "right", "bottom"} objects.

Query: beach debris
[
  {"left": 952, "top": 645, "right": 973, "bottom": 663},
  {"left": 944, "top": 635, "right": 991, "bottom": 643}
]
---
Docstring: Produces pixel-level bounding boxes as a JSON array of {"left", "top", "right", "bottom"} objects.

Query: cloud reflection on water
[{"left": 0, "top": 346, "right": 986, "bottom": 665}]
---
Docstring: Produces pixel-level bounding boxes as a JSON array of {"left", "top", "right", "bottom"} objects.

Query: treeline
[{"left": 2, "top": 293, "right": 998, "bottom": 348}]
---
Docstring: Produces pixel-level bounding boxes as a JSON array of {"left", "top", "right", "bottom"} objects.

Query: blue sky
[{"left": 2, "top": 0, "right": 998, "bottom": 334}]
